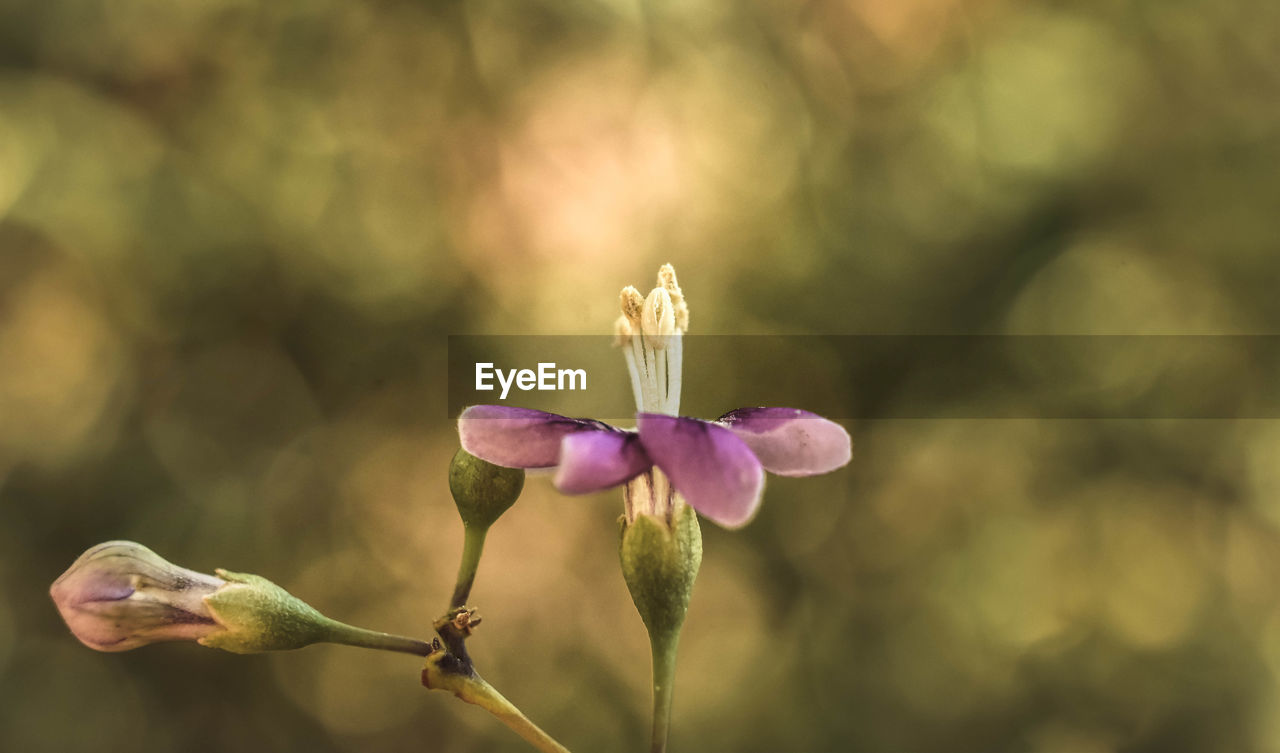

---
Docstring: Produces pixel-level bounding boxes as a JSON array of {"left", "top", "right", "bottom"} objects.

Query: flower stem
[
  {"left": 648, "top": 630, "right": 681, "bottom": 753},
  {"left": 423, "top": 656, "right": 572, "bottom": 753},
  {"left": 320, "top": 619, "right": 434, "bottom": 656},
  {"left": 465, "top": 674, "right": 572, "bottom": 753},
  {"left": 451, "top": 525, "right": 488, "bottom": 608}
]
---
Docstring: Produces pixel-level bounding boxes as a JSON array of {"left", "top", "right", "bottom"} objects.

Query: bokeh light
[{"left": 3, "top": 1, "right": 1279, "bottom": 751}]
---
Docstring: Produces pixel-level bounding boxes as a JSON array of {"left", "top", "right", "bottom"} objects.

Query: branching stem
[
  {"left": 423, "top": 654, "right": 573, "bottom": 753},
  {"left": 430, "top": 523, "right": 572, "bottom": 752}
]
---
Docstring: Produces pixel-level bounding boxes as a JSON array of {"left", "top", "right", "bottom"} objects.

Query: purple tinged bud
[{"left": 49, "top": 541, "right": 226, "bottom": 652}]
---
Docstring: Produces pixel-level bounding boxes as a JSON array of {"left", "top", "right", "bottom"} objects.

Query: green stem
[
  {"left": 648, "top": 631, "right": 681, "bottom": 753},
  {"left": 320, "top": 619, "right": 434, "bottom": 656},
  {"left": 464, "top": 674, "right": 572, "bottom": 753},
  {"left": 451, "top": 525, "right": 488, "bottom": 608},
  {"left": 424, "top": 657, "right": 572, "bottom": 753}
]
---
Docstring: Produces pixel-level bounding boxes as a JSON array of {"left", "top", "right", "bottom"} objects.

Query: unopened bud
[
  {"left": 50, "top": 541, "right": 225, "bottom": 652},
  {"left": 52, "top": 541, "right": 431, "bottom": 657},
  {"left": 449, "top": 448, "right": 525, "bottom": 530}
]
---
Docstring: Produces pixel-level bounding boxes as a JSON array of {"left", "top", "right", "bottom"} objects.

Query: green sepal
[
  {"left": 449, "top": 449, "right": 525, "bottom": 531},
  {"left": 619, "top": 505, "right": 702, "bottom": 643},
  {"left": 199, "top": 570, "right": 333, "bottom": 654}
]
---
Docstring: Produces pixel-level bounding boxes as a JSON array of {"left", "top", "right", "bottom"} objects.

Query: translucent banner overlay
[{"left": 447, "top": 335, "right": 1280, "bottom": 420}]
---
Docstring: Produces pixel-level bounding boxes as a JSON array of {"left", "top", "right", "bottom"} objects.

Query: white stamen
[
  {"left": 613, "top": 315, "right": 633, "bottom": 347},
  {"left": 615, "top": 266, "right": 687, "bottom": 416},
  {"left": 620, "top": 286, "right": 644, "bottom": 329},
  {"left": 641, "top": 288, "right": 675, "bottom": 348},
  {"left": 622, "top": 344, "right": 644, "bottom": 411},
  {"left": 658, "top": 264, "right": 688, "bottom": 333},
  {"left": 666, "top": 332, "right": 683, "bottom": 414}
]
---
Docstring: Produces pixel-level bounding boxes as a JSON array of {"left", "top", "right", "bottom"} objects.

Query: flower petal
[
  {"left": 49, "top": 541, "right": 224, "bottom": 652},
  {"left": 554, "top": 429, "right": 651, "bottom": 494},
  {"left": 717, "top": 407, "right": 852, "bottom": 476},
  {"left": 458, "top": 405, "right": 615, "bottom": 468},
  {"left": 636, "top": 413, "right": 765, "bottom": 529}
]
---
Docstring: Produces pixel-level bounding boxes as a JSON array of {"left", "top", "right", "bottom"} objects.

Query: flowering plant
[
  {"left": 49, "top": 265, "right": 850, "bottom": 753},
  {"left": 457, "top": 265, "right": 851, "bottom": 750}
]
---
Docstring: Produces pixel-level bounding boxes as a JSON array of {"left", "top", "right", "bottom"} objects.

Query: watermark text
[{"left": 475, "top": 362, "right": 587, "bottom": 400}]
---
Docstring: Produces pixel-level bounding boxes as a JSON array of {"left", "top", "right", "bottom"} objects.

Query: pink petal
[
  {"left": 717, "top": 407, "right": 851, "bottom": 477},
  {"left": 636, "top": 413, "right": 765, "bottom": 529},
  {"left": 49, "top": 541, "right": 224, "bottom": 652},
  {"left": 554, "top": 429, "right": 652, "bottom": 494},
  {"left": 458, "top": 405, "right": 615, "bottom": 468}
]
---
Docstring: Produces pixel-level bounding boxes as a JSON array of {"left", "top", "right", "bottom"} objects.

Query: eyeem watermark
[{"left": 475, "top": 362, "right": 587, "bottom": 400}]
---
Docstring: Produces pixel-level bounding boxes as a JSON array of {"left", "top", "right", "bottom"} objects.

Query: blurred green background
[{"left": 3, "top": 0, "right": 1280, "bottom": 751}]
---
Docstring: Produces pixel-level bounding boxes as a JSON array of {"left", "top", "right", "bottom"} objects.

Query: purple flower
[{"left": 458, "top": 266, "right": 850, "bottom": 529}]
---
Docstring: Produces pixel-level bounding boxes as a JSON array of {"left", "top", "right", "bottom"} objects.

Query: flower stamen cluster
[{"left": 615, "top": 265, "right": 688, "bottom": 416}]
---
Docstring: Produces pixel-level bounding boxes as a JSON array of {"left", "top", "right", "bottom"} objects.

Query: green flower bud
[
  {"left": 449, "top": 449, "right": 524, "bottom": 530},
  {"left": 199, "top": 570, "right": 336, "bottom": 654},
  {"left": 619, "top": 504, "right": 702, "bottom": 643},
  {"left": 52, "top": 542, "right": 433, "bottom": 657}
]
